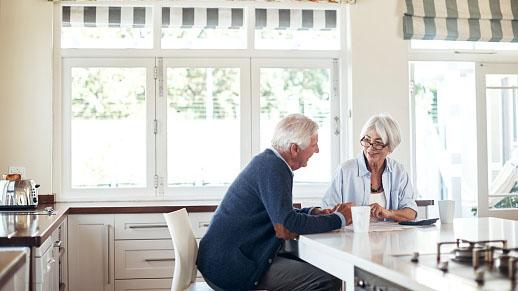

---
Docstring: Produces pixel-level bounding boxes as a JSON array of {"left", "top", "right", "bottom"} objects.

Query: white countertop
[{"left": 298, "top": 217, "right": 518, "bottom": 291}]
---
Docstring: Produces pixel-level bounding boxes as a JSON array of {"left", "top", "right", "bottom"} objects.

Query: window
[
  {"left": 61, "top": 6, "right": 153, "bottom": 49},
  {"left": 410, "top": 45, "right": 518, "bottom": 219},
  {"left": 62, "top": 59, "right": 156, "bottom": 198},
  {"left": 254, "top": 9, "right": 339, "bottom": 50},
  {"left": 161, "top": 7, "right": 247, "bottom": 49},
  {"left": 164, "top": 60, "right": 245, "bottom": 187},
  {"left": 411, "top": 62, "right": 477, "bottom": 217},
  {"left": 482, "top": 71, "right": 518, "bottom": 211},
  {"left": 58, "top": 2, "right": 344, "bottom": 200},
  {"left": 257, "top": 64, "right": 333, "bottom": 183},
  {"left": 411, "top": 40, "right": 518, "bottom": 51}
]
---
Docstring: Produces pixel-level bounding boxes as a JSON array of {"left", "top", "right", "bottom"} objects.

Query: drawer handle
[
  {"left": 128, "top": 224, "right": 168, "bottom": 229},
  {"left": 144, "top": 258, "right": 174, "bottom": 262}
]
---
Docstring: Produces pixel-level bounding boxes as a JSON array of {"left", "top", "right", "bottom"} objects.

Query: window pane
[
  {"left": 254, "top": 9, "right": 339, "bottom": 50},
  {"left": 486, "top": 74, "right": 518, "bottom": 87},
  {"left": 259, "top": 68, "right": 331, "bottom": 183},
  {"left": 161, "top": 7, "right": 246, "bottom": 49},
  {"left": 412, "top": 62, "right": 477, "bottom": 216},
  {"left": 61, "top": 6, "right": 153, "bottom": 49},
  {"left": 411, "top": 40, "right": 518, "bottom": 51},
  {"left": 255, "top": 29, "right": 339, "bottom": 50},
  {"left": 71, "top": 67, "right": 147, "bottom": 188},
  {"left": 167, "top": 67, "right": 241, "bottom": 186},
  {"left": 486, "top": 75, "right": 518, "bottom": 209}
]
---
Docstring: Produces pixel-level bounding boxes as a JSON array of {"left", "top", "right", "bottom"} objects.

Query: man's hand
[
  {"left": 370, "top": 203, "right": 392, "bottom": 220},
  {"left": 334, "top": 203, "right": 353, "bottom": 225},
  {"left": 311, "top": 207, "right": 335, "bottom": 215},
  {"left": 274, "top": 224, "right": 299, "bottom": 240}
]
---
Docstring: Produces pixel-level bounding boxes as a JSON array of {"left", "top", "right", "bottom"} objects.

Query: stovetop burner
[
  {"left": 437, "top": 239, "right": 507, "bottom": 264},
  {"left": 451, "top": 245, "right": 486, "bottom": 263},
  {"left": 396, "top": 238, "right": 518, "bottom": 290}
]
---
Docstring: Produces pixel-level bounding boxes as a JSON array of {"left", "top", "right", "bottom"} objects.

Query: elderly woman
[{"left": 321, "top": 113, "right": 417, "bottom": 222}]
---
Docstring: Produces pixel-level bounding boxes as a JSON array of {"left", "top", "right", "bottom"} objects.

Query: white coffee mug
[
  {"left": 351, "top": 206, "right": 371, "bottom": 232},
  {"left": 438, "top": 200, "right": 455, "bottom": 224}
]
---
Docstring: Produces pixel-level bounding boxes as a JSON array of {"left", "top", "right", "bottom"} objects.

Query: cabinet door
[{"left": 68, "top": 215, "right": 114, "bottom": 291}]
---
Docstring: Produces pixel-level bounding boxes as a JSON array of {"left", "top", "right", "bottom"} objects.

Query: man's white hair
[
  {"left": 360, "top": 113, "right": 401, "bottom": 152},
  {"left": 271, "top": 114, "right": 319, "bottom": 152}
]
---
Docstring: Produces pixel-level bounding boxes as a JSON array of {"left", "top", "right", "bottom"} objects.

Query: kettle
[{"left": 0, "top": 179, "right": 39, "bottom": 209}]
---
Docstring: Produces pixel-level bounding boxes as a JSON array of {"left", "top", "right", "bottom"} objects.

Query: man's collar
[{"left": 270, "top": 147, "right": 294, "bottom": 175}]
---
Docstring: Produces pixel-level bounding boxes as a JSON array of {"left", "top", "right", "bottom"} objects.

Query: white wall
[
  {"left": 349, "top": 0, "right": 410, "bottom": 170},
  {"left": 0, "top": 0, "right": 412, "bottom": 198},
  {"left": 0, "top": 0, "right": 54, "bottom": 194}
]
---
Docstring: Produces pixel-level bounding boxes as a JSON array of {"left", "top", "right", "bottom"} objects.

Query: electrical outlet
[{"left": 8, "top": 166, "right": 26, "bottom": 178}]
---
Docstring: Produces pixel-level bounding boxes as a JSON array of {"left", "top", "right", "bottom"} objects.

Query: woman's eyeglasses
[{"left": 360, "top": 137, "right": 387, "bottom": 150}]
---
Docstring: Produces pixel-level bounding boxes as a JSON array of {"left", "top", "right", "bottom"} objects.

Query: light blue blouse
[{"left": 322, "top": 153, "right": 417, "bottom": 213}]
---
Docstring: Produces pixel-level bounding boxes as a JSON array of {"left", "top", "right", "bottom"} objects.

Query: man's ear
[{"left": 289, "top": 143, "right": 299, "bottom": 156}]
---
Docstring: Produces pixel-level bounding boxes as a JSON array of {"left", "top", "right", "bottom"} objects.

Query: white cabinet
[
  {"left": 113, "top": 212, "right": 213, "bottom": 290},
  {"left": 34, "top": 226, "right": 61, "bottom": 291},
  {"left": 68, "top": 215, "right": 114, "bottom": 291},
  {"left": 114, "top": 240, "right": 174, "bottom": 279},
  {"left": 68, "top": 212, "right": 213, "bottom": 291}
]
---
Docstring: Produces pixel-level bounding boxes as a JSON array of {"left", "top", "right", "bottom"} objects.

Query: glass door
[{"left": 476, "top": 63, "right": 518, "bottom": 219}]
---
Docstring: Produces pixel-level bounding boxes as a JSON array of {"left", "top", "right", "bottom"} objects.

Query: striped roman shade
[
  {"left": 62, "top": 6, "right": 152, "bottom": 28},
  {"left": 255, "top": 9, "right": 337, "bottom": 30},
  {"left": 402, "top": 0, "right": 518, "bottom": 42},
  {"left": 162, "top": 8, "right": 244, "bottom": 29}
]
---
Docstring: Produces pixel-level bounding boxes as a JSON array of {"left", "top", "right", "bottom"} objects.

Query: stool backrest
[{"left": 164, "top": 208, "right": 198, "bottom": 291}]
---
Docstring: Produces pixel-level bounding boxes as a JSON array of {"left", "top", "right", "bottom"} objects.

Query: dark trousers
[{"left": 255, "top": 254, "right": 341, "bottom": 291}]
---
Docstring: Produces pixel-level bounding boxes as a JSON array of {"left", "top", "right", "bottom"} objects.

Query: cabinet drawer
[
  {"left": 115, "top": 240, "right": 174, "bottom": 279},
  {"left": 189, "top": 212, "right": 213, "bottom": 239},
  {"left": 114, "top": 278, "right": 172, "bottom": 291},
  {"left": 115, "top": 214, "right": 170, "bottom": 240}
]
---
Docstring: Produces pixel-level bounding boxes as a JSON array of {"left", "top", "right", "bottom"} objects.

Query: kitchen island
[{"left": 298, "top": 218, "right": 518, "bottom": 291}]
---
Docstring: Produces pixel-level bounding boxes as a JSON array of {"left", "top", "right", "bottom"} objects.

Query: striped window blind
[
  {"left": 402, "top": 0, "right": 518, "bottom": 42},
  {"left": 161, "top": 7, "right": 244, "bottom": 29},
  {"left": 255, "top": 8, "right": 336, "bottom": 30},
  {"left": 62, "top": 6, "right": 152, "bottom": 28}
]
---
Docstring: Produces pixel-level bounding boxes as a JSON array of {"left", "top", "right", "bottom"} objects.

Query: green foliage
[
  {"left": 71, "top": 68, "right": 146, "bottom": 120},
  {"left": 494, "top": 195, "right": 518, "bottom": 208},
  {"left": 260, "top": 68, "right": 330, "bottom": 126},
  {"left": 167, "top": 68, "right": 240, "bottom": 120}
]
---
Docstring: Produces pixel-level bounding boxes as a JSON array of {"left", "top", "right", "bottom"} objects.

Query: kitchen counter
[
  {"left": 0, "top": 201, "right": 303, "bottom": 247},
  {"left": 0, "top": 248, "right": 27, "bottom": 290},
  {"left": 298, "top": 218, "right": 518, "bottom": 291},
  {"left": 0, "top": 201, "right": 220, "bottom": 247}
]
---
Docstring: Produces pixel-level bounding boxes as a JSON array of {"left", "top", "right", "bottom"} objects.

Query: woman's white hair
[
  {"left": 271, "top": 114, "right": 318, "bottom": 152},
  {"left": 360, "top": 113, "right": 401, "bottom": 152}
]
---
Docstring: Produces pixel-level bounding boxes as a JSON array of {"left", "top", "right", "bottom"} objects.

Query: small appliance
[{"left": 0, "top": 179, "right": 39, "bottom": 209}]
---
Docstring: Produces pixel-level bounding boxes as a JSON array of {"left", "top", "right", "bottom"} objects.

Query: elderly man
[{"left": 197, "top": 114, "right": 352, "bottom": 291}]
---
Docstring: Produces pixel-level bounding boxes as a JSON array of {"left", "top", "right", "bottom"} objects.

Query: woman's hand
[{"left": 369, "top": 203, "right": 392, "bottom": 220}]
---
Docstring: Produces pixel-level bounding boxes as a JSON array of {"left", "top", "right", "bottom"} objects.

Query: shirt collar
[
  {"left": 357, "top": 152, "right": 392, "bottom": 176},
  {"left": 270, "top": 147, "right": 294, "bottom": 176}
]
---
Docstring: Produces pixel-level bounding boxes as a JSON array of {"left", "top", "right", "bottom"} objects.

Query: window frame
[
  {"left": 251, "top": 58, "right": 341, "bottom": 197},
  {"left": 54, "top": 1, "right": 349, "bottom": 201},
  {"left": 61, "top": 58, "right": 157, "bottom": 201},
  {"left": 475, "top": 63, "right": 518, "bottom": 219},
  {"left": 159, "top": 58, "right": 252, "bottom": 200},
  {"left": 409, "top": 42, "right": 518, "bottom": 218}
]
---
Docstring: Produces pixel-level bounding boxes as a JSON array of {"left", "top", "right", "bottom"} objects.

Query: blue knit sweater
[{"left": 197, "top": 149, "right": 342, "bottom": 290}]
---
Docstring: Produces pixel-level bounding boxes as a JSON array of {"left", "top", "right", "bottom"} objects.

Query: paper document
[{"left": 344, "top": 221, "right": 414, "bottom": 232}]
